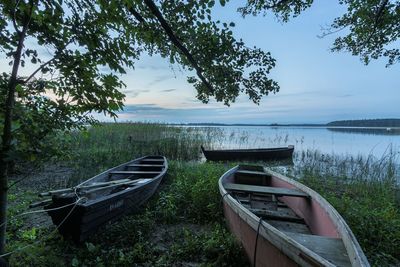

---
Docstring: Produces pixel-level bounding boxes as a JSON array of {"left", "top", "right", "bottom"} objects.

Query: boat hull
[
  {"left": 45, "top": 156, "right": 167, "bottom": 242},
  {"left": 223, "top": 200, "right": 298, "bottom": 267},
  {"left": 202, "top": 146, "right": 294, "bottom": 162},
  {"left": 219, "top": 166, "right": 369, "bottom": 267}
]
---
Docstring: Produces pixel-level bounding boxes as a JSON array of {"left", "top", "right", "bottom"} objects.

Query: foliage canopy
[
  {"left": 0, "top": 0, "right": 280, "bottom": 164},
  {"left": 239, "top": 0, "right": 400, "bottom": 66}
]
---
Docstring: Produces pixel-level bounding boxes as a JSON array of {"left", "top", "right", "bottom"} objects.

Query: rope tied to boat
[
  {"left": 0, "top": 188, "right": 86, "bottom": 258},
  {"left": 220, "top": 192, "right": 231, "bottom": 207},
  {"left": 221, "top": 192, "right": 230, "bottom": 199},
  {"left": 253, "top": 217, "right": 263, "bottom": 267}
]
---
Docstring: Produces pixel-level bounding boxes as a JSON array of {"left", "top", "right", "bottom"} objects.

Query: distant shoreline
[
  {"left": 172, "top": 124, "right": 400, "bottom": 130},
  {"left": 170, "top": 118, "right": 400, "bottom": 128}
]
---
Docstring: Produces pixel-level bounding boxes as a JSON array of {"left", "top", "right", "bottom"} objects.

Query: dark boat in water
[
  {"left": 219, "top": 165, "right": 369, "bottom": 267},
  {"left": 201, "top": 145, "right": 294, "bottom": 162},
  {"left": 42, "top": 155, "right": 167, "bottom": 242}
]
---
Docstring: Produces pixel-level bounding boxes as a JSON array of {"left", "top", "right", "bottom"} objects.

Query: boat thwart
[
  {"left": 40, "top": 155, "right": 168, "bottom": 242},
  {"left": 219, "top": 165, "right": 369, "bottom": 267}
]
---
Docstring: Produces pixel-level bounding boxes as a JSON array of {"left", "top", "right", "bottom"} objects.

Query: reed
[
  {"left": 6, "top": 122, "right": 400, "bottom": 266},
  {"left": 64, "top": 123, "right": 400, "bottom": 265},
  {"left": 288, "top": 149, "right": 400, "bottom": 266},
  {"left": 64, "top": 122, "right": 223, "bottom": 185}
]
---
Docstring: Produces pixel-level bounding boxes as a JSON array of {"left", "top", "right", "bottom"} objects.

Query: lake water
[{"left": 190, "top": 126, "right": 400, "bottom": 160}]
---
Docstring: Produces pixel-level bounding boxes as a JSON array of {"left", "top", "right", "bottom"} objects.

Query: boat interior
[
  {"left": 223, "top": 165, "right": 352, "bottom": 267},
  {"left": 70, "top": 156, "right": 167, "bottom": 200}
]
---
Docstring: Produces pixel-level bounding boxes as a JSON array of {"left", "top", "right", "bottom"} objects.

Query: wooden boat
[
  {"left": 219, "top": 165, "right": 369, "bottom": 267},
  {"left": 42, "top": 155, "right": 167, "bottom": 242},
  {"left": 201, "top": 145, "right": 294, "bottom": 162}
]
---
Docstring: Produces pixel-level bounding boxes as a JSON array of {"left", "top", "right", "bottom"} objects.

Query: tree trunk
[{"left": 0, "top": 12, "right": 31, "bottom": 255}]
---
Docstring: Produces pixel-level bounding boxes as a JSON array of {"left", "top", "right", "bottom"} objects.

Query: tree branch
[
  {"left": 12, "top": 0, "right": 22, "bottom": 35},
  {"left": 140, "top": 0, "right": 214, "bottom": 93},
  {"left": 24, "top": 58, "right": 55, "bottom": 84},
  {"left": 361, "top": 0, "right": 390, "bottom": 48},
  {"left": 317, "top": 25, "right": 348, "bottom": 39},
  {"left": 127, "top": 7, "right": 146, "bottom": 24},
  {"left": 264, "top": 0, "right": 291, "bottom": 9}
]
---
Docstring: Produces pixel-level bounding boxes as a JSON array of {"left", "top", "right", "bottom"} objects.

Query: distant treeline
[
  {"left": 327, "top": 119, "right": 400, "bottom": 127},
  {"left": 182, "top": 123, "right": 325, "bottom": 127}
]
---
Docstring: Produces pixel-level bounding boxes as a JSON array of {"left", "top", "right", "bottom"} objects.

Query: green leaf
[{"left": 71, "top": 257, "right": 79, "bottom": 267}]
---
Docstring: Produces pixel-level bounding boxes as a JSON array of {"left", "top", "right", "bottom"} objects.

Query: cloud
[
  {"left": 115, "top": 103, "right": 304, "bottom": 124},
  {"left": 123, "top": 89, "right": 150, "bottom": 98},
  {"left": 160, "top": 89, "right": 177, "bottom": 93},
  {"left": 137, "top": 65, "right": 168, "bottom": 71},
  {"left": 117, "top": 104, "right": 224, "bottom": 122},
  {"left": 338, "top": 94, "right": 353, "bottom": 98},
  {"left": 145, "top": 75, "right": 173, "bottom": 88}
]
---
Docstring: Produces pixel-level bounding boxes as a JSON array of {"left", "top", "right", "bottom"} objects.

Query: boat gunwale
[
  {"left": 219, "top": 166, "right": 369, "bottom": 267},
  {"left": 73, "top": 155, "right": 168, "bottom": 207},
  {"left": 264, "top": 168, "right": 369, "bottom": 267},
  {"left": 202, "top": 145, "right": 294, "bottom": 154}
]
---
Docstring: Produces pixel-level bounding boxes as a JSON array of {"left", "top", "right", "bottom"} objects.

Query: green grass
[
  {"left": 64, "top": 123, "right": 221, "bottom": 186},
  {"left": 294, "top": 149, "right": 400, "bottom": 266},
  {"left": 7, "top": 161, "right": 248, "bottom": 267},
  {"left": 5, "top": 122, "right": 400, "bottom": 266}
]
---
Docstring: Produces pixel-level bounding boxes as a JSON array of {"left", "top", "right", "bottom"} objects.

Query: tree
[
  {"left": 0, "top": 0, "right": 279, "bottom": 255},
  {"left": 239, "top": 0, "right": 400, "bottom": 66}
]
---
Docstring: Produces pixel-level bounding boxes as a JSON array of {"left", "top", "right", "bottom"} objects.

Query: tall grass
[
  {"left": 7, "top": 122, "right": 400, "bottom": 266},
  {"left": 293, "top": 147, "right": 399, "bottom": 183},
  {"left": 286, "top": 149, "right": 400, "bottom": 266},
  {"left": 8, "top": 161, "right": 248, "bottom": 267},
  {"left": 64, "top": 123, "right": 222, "bottom": 185}
]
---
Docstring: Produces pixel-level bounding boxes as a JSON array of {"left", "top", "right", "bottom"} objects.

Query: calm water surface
[{"left": 192, "top": 126, "right": 400, "bottom": 160}]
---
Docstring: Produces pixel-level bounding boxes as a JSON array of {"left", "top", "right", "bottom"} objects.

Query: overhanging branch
[{"left": 140, "top": 0, "right": 214, "bottom": 93}]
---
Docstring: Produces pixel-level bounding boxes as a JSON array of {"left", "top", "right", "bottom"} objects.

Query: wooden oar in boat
[
  {"left": 82, "top": 178, "right": 151, "bottom": 195},
  {"left": 44, "top": 155, "right": 168, "bottom": 243},
  {"left": 32, "top": 179, "right": 150, "bottom": 208},
  {"left": 38, "top": 178, "right": 133, "bottom": 197},
  {"left": 29, "top": 199, "right": 53, "bottom": 208}
]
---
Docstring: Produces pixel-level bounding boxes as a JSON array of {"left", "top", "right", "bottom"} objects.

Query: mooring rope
[
  {"left": 253, "top": 217, "right": 263, "bottom": 267},
  {"left": 0, "top": 188, "right": 86, "bottom": 258}
]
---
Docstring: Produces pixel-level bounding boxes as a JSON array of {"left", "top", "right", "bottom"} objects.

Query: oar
[
  {"left": 38, "top": 178, "right": 133, "bottom": 197},
  {"left": 81, "top": 178, "right": 147, "bottom": 195},
  {"left": 29, "top": 199, "right": 53, "bottom": 209}
]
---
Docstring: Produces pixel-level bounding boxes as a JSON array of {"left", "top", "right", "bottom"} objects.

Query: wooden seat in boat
[
  {"left": 284, "top": 232, "right": 352, "bottom": 267},
  {"left": 236, "top": 170, "right": 269, "bottom": 176},
  {"left": 224, "top": 183, "right": 309, "bottom": 198},
  {"left": 126, "top": 164, "right": 164, "bottom": 167},
  {"left": 109, "top": 171, "right": 160, "bottom": 175},
  {"left": 249, "top": 208, "right": 305, "bottom": 223}
]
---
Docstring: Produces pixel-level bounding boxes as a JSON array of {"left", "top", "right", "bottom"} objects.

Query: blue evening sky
[
  {"left": 116, "top": 1, "right": 399, "bottom": 124},
  {"left": 2, "top": 2, "right": 399, "bottom": 124}
]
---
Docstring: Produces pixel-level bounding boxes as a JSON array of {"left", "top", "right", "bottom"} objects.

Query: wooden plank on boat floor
[
  {"left": 267, "top": 220, "right": 312, "bottom": 235},
  {"left": 236, "top": 170, "right": 269, "bottom": 176},
  {"left": 277, "top": 206, "right": 297, "bottom": 217},
  {"left": 224, "top": 183, "right": 309, "bottom": 198},
  {"left": 277, "top": 202, "right": 288, "bottom": 208},
  {"left": 284, "top": 232, "right": 351, "bottom": 267},
  {"left": 109, "top": 171, "right": 160, "bottom": 175},
  {"left": 250, "top": 208, "right": 305, "bottom": 223},
  {"left": 126, "top": 164, "right": 164, "bottom": 167}
]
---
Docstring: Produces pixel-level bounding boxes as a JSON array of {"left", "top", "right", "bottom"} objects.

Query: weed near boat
[
  {"left": 7, "top": 161, "right": 248, "bottom": 267},
  {"left": 4, "top": 122, "right": 400, "bottom": 266}
]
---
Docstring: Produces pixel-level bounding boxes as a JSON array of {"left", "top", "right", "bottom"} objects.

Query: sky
[{"left": 2, "top": 1, "right": 399, "bottom": 124}]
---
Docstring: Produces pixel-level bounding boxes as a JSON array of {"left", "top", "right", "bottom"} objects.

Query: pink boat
[{"left": 219, "top": 165, "right": 370, "bottom": 267}]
